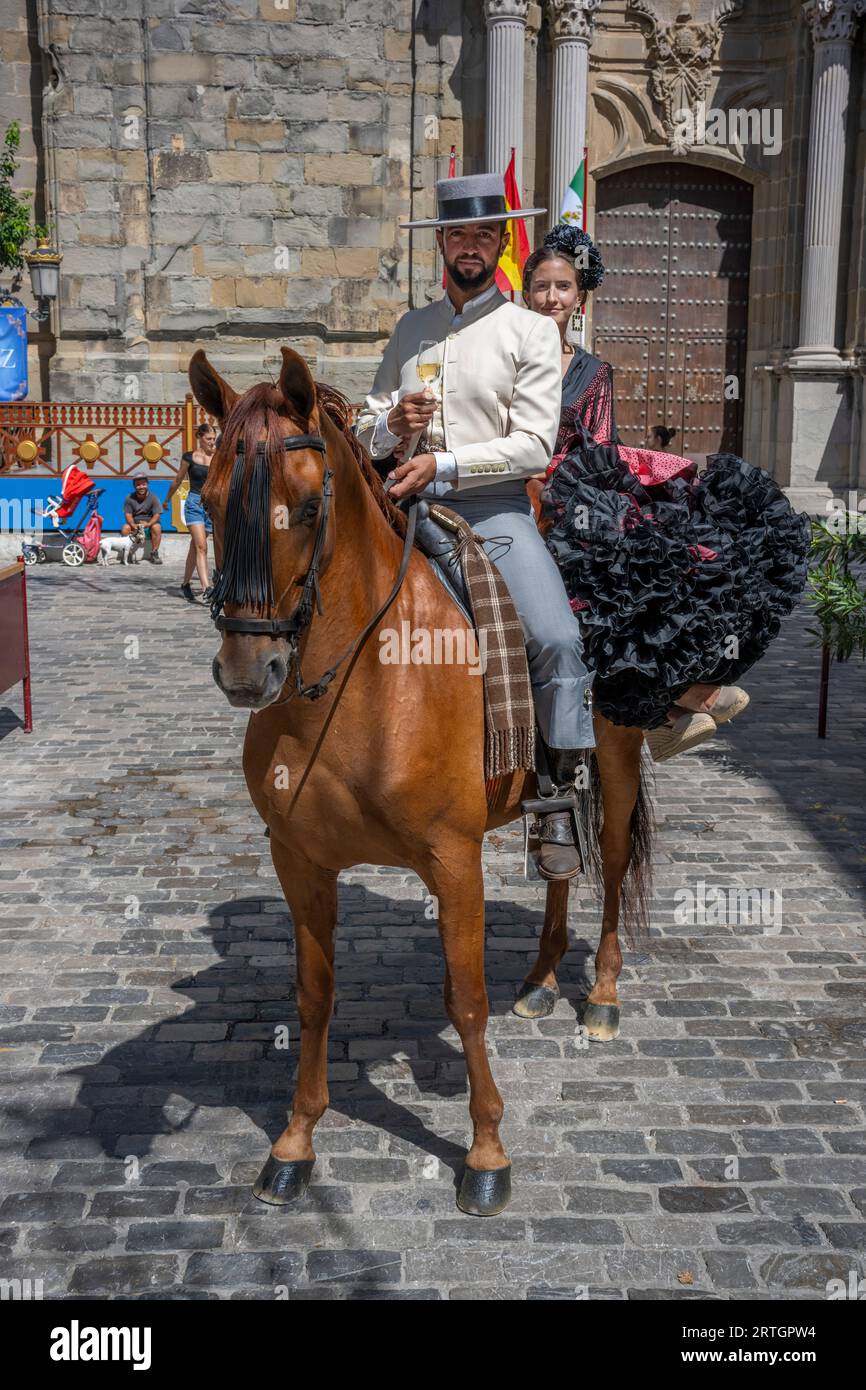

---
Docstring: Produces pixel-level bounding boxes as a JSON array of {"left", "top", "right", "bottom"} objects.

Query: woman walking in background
[
  {"left": 522, "top": 223, "right": 810, "bottom": 762},
  {"left": 163, "top": 422, "right": 216, "bottom": 603}
]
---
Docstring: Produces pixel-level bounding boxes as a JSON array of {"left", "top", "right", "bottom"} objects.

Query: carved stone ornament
[
  {"left": 483, "top": 0, "right": 531, "bottom": 21},
  {"left": 802, "top": 0, "right": 866, "bottom": 43},
  {"left": 549, "top": 0, "right": 603, "bottom": 42},
  {"left": 628, "top": 2, "right": 745, "bottom": 150}
]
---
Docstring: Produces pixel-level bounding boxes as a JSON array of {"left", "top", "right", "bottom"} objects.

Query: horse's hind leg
[
  {"left": 423, "top": 847, "right": 511, "bottom": 1217},
  {"left": 583, "top": 717, "right": 643, "bottom": 1042},
  {"left": 513, "top": 879, "right": 570, "bottom": 1019},
  {"left": 252, "top": 841, "right": 337, "bottom": 1206}
]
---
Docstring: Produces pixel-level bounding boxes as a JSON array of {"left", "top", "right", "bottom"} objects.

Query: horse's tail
[{"left": 585, "top": 749, "right": 654, "bottom": 945}]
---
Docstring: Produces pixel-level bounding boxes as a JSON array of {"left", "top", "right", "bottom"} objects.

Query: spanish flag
[{"left": 495, "top": 149, "right": 530, "bottom": 300}]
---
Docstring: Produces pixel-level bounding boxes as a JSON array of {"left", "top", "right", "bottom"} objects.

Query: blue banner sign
[{"left": 0, "top": 303, "right": 28, "bottom": 402}]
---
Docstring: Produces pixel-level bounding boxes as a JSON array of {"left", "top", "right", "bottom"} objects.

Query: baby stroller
[{"left": 22, "top": 465, "right": 105, "bottom": 567}]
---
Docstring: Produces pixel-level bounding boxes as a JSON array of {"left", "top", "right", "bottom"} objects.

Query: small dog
[{"left": 98, "top": 535, "right": 140, "bottom": 566}]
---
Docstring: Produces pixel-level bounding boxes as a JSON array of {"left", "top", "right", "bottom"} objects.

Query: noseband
[{"left": 211, "top": 430, "right": 417, "bottom": 702}]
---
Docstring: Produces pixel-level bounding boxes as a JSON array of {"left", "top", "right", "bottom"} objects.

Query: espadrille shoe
[
  {"left": 706, "top": 686, "right": 750, "bottom": 725},
  {"left": 644, "top": 711, "right": 717, "bottom": 764}
]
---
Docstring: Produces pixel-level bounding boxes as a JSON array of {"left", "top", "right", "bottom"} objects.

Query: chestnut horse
[{"left": 191, "top": 345, "right": 650, "bottom": 1217}]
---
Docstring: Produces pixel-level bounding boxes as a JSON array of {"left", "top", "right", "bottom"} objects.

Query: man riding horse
[{"left": 355, "top": 172, "right": 593, "bottom": 880}]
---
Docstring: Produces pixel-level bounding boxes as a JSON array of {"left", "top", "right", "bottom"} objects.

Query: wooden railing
[{"left": 0, "top": 395, "right": 213, "bottom": 477}]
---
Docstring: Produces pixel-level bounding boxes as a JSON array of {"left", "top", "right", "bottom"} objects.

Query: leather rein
[{"left": 212, "top": 431, "right": 417, "bottom": 703}]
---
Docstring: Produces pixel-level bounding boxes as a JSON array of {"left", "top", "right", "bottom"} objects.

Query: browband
[{"left": 235, "top": 433, "right": 326, "bottom": 456}]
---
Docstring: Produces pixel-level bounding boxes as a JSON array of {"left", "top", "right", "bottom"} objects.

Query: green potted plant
[{"left": 806, "top": 510, "right": 866, "bottom": 736}]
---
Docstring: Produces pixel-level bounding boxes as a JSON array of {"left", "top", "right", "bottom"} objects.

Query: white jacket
[{"left": 355, "top": 287, "right": 562, "bottom": 497}]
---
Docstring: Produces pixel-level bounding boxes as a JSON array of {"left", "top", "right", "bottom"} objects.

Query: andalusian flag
[
  {"left": 495, "top": 149, "right": 530, "bottom": 299},
  {"left": 560, "top": 159, "right": 586, "bottom": 226},
  {"left": 561, "top": 151, "right": 588, "bottom": 346}
]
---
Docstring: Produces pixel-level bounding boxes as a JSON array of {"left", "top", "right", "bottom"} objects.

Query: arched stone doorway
[{"left": 592, "top": 163, "right": 753, "bottom": 456}]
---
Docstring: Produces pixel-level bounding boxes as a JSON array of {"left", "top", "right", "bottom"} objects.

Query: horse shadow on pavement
[{"left": 17, "top": 885, "right": 597, "bottom": 1195}]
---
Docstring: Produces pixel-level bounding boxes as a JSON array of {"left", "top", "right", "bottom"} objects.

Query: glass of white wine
[
  {"left": 416, "top": 339, "right": 442, "bottom": 396},
  {"left": 409, "top": 339, "right": 441, "bottom": 456}
]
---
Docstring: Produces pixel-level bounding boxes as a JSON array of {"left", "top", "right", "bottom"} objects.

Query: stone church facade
[{"left": 3, "top": 0, "right": 866, "bottom": 511}]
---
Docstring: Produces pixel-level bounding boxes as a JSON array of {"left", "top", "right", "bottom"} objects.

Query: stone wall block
[
  {"left": 272, "top": 215, "right": 331, "bottom": 248},
  {"left": 284, "top": 123, "right": 351, "bottom": 155},
  {"left": 206, "top": 153, "right": 263, "bottom": 184},
  {"left": 153, "top": 150, "right": 210, "bottom": 189},
  {"left": 153, "top": 184, "right": 240, "bottom": 216},
  {"left": 304, "top": 152, "right": 374, "bottom": 185},
  {"left": 269, "top": 25, "right": 379, "bottom": 61}
]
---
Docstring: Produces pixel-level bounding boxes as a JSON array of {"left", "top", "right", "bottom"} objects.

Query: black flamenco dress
[{"left": 542, "top": 350, "right": 812, "bottom": 730}]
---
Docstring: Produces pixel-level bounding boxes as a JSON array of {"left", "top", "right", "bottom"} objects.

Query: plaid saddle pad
[{"left": 428, "top": 503, "right": 535, "bottom": 779}]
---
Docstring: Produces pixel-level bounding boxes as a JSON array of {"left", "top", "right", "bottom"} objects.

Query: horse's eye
[{"left": 299, "top": 498, "right": 321, "bottom": 527}]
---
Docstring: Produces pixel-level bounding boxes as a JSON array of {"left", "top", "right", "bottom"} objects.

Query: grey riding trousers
[{"left": 426, "top": 486, "right": 595, "bottom": 750}]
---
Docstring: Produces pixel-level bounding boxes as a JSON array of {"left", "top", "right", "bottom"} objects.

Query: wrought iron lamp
[{"left": 22, "top": 237, "right": 63, "bottom": 321}]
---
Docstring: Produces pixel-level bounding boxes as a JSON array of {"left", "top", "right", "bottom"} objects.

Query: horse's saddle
[{"left": 409, "top": 498, "right": 473, "bottom": 624}]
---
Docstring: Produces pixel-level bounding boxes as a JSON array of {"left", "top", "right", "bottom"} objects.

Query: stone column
[
  {"left": 484, "top": 1, "right": 530, "bottom": 187},
  {"left": 547, "top": 0, "right": 600, "bottom": 225},
  {"left": 793, "top": 0, "right": 866, "bottom": 363}
]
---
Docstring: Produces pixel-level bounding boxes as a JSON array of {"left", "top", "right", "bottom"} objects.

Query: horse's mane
[
  {"left": 203, "top": 379, "right": 407, "bottom": 541},
  {"left": 315, "top": 382, "right": 407, "bottom": 539}
]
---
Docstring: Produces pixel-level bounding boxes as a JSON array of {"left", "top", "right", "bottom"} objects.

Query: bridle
[{"left": 212, "top": 430, "right": 417, "bottom": 703}]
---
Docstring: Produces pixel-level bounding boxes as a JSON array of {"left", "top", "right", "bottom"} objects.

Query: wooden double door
[{"left": 592, "top": 162, "right": 752, "bottom": 456}]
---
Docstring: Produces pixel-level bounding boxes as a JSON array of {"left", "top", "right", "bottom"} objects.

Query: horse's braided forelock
[
  {"left": 209, "top": 448, "right": 274, "bottom": 617},
  {"left": 207, "top": 384, "right": 288, "bottom": 617}
]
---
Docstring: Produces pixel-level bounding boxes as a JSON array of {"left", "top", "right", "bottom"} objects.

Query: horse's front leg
[
  {"left": 252, "top": 838, "right": 337, "bottom": 1206},
  {"left": 583, "top": 718, "right": 644, "bottom": 1042},
  {"left": 423, "top": 845, "right": 511, "bottom": 1217}
]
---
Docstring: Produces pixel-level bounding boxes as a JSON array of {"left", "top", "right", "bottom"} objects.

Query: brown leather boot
[
  {"left": 536, "top": 748, "right": 583, "bottom": 881},
  {"left": 537, "top": 809, "right": 581, "bottom": 880}
]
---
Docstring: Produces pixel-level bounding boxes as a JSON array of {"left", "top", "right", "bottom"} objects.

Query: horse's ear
[
  {"left": 278, "top": 346, "right": 317, "bottom": 422},
  {"left": 188, "top": 349, "right": 239, "bottom": 423}
]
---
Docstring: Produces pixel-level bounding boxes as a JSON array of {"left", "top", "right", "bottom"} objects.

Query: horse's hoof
[
  {"left": 512, "top": 981, "right": 559, "bottom": 1019},
  {"left": 581, "top": 1002, "right": 620, "bottom": 1041},
  {"left": 456, "top": 1163, "right": 512, "bottom": 1217},
  {"left": 252, "top": 1155, "right": 315, "bottom": 1206}
]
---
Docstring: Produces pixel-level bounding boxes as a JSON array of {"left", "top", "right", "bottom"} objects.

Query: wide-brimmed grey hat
[{"left": 400, "top": 172, "right": 546, "bottom": 229}]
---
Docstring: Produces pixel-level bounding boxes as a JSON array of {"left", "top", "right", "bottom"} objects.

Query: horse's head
[{"left": 189, "top": 346, "right": 336, "bottom": 710}]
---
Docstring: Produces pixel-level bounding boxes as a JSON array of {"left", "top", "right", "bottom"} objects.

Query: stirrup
[{"left": 520, "top": 740, "right": 589, "bottom": 879}]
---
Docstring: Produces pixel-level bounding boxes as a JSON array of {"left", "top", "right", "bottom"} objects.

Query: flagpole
[
  {"left": 442, "top": 146, "right": 456, "bottom": 289},
  {"left": 510, "top": 145, "right": 514, "bottom": 303},
  {"left": 580, "top": 143, "right": 589, "bottom": 346}
]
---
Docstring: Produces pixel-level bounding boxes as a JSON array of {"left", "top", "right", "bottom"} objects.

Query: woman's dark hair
[
  {"left": 196, "top": 422, "right": 216, "bottom": 438},
  {"left": 523, "top": 222, "right": 606, "bottom": 297}
]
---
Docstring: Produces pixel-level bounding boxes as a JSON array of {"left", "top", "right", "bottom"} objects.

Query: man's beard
[{"left": 446, "top": 256, "right": 494, "bottom": 292}]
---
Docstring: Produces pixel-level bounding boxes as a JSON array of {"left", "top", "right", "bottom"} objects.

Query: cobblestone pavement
[{"left": 1, "top": 555, "right": 865, "bottom": 1302}]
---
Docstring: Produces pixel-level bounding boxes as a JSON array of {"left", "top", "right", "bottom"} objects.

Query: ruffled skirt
[{"left": 542, "top": 438, "right": 811, "bottom": 729}]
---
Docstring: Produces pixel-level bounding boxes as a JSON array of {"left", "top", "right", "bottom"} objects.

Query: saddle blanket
[{"left": 428, "top": 503, "right": 535, "bottom": 779}]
